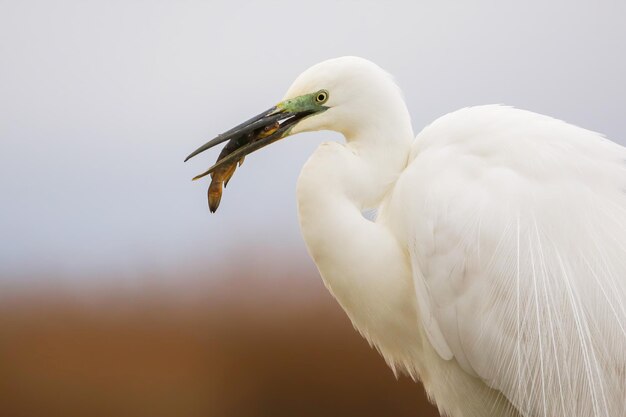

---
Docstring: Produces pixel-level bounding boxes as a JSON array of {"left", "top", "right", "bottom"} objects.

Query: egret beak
[
  {"left": 184, "top": 106, "right": 316, "bottom": 180},
  {"left": 185, "top": 92, "right": 328, "bottom": 212}
]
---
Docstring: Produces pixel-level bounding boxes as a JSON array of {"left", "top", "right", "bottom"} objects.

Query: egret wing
[{"left": 395, "top": 105, "right": 626, "bottom": 417}]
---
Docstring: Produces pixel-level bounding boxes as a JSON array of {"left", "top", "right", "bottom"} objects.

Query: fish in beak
[{"left": 185, "top": 90, "right": 329, "bottom": 212}]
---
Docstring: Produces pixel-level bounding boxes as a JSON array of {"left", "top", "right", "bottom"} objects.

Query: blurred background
[{"left": 1, "top": 1, "right": 624, "bottom": 416}]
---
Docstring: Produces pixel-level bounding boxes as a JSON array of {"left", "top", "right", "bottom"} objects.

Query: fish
[{"left": 207, "top": 121, "right": 280, "bottom": 212}]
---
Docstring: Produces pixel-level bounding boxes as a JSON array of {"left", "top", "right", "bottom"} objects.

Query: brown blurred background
[{"left": 0, "top": 264, "right": 439, "bottom": 417}]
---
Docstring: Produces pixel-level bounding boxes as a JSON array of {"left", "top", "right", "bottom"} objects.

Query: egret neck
[{"left": 295, "top": 96, "right": 418, "bottom": 358}]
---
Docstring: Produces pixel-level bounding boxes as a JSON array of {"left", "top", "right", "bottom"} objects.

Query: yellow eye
[{"left": 315, "top": 90, "right": 329, "bottom": 104}]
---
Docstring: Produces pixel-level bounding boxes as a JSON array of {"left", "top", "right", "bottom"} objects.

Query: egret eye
[{"left": 315, "top": 90, "right": 329, "bottom": 104}]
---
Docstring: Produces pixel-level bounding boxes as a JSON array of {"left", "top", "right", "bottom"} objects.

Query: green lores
[
  {"left": 184, "top": 89, "right": 330, "bottom": 211},
  {"left": 276, "top": 89, "right": 330, "bottom": 122}
]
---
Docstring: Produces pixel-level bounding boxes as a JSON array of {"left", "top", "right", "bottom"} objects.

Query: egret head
[
  {"left": 282, "top": 56, "right": 404, "bottom": 136},
  {"left": 185, "top": 56, "right": 407, "bottom": 211}
]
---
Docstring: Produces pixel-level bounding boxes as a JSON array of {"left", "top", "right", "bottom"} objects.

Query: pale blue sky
[{"left": 1, "top": 0, "right": 624, "bottom": 283}]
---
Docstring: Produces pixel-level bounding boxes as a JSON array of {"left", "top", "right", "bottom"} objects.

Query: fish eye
[{"left": 315, "top": 90, "right": 329, "bottom": 104}]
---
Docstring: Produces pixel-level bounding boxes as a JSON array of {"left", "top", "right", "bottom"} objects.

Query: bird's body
[
  {"left": 298, "top": 101, "right": 626, "bottom": 417},
  {"left": 188, "top": 57, "right": 626, "bottom": 417}
]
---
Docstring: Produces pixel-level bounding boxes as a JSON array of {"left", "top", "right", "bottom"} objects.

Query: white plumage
[
  {"left": 290, "top": 58, "right": 625, "bottom": 417},
  {"left": 191, "top": 56, "right": 626, "bottom": 417},
  {"left": 398, "top": 105, "right": 626, "bottom": 417}
]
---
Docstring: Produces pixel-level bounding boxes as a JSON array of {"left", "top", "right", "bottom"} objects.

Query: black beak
[
  {"left": 184, "top": 106, "right": 315, "bottom": 181},
  {"left": 184, "top": 107, "right": 281, "bottom": 163}
]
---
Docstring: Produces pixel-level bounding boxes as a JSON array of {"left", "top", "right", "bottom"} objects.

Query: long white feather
[{"left": 393, "top": 105, "right": 626, "bottom": 417}]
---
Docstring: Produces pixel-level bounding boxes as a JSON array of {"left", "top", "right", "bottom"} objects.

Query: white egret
[{"left": 186, "top": 57, "right": 626, "bottom": 417}]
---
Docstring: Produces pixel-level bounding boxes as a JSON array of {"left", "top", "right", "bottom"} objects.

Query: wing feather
[{"left": 394, "top": 105, "right": 626, "bottom": 417}]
